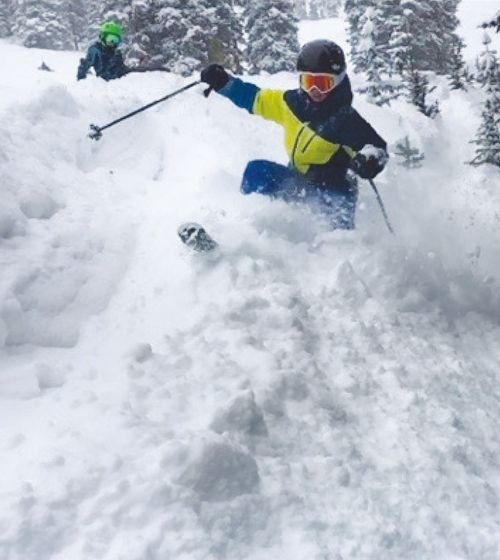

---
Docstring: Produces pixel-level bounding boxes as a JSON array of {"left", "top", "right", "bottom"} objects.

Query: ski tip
[{"left": 178, "top": 222, "right": 218, "bottom": 252}]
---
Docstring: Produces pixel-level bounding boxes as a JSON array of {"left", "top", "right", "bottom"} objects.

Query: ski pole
[
  {"left": 88, "top": 80, "right": 201, "bottom": 140},
  {"left": 368, "top": 179, "right": 395, "bottom": 235},
  {"left": 125, "top": 65, "right": 170, "bottom": 74}
]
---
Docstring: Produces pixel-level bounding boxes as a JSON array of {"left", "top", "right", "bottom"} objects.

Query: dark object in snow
[
  {"left": 481, "top": 13, "right": 500, "bottom": 33},
  {"left": 395, "top": 137, "right": 425, "bottom": 169},
  {"left": 38, "top": 62, "right": 53, "bottom": 72},
  {"left": 177, "top": 223, "right": 218, "bottom": 252}
]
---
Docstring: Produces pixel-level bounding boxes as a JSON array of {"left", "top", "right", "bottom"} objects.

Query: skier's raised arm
[{"left": 201, "top": 65, "right": 286, "bottom": 125}]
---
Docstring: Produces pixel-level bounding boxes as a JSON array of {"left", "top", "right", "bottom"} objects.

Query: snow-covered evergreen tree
[
  {"left": 426, "top": 0, "right": 461, "bottom": 74},
  {"left": 156, "top": 0, "right": 202, "bottom": 75},
  {"left": 294, "top": 0, "right": 340, "bottom": 19},
  {"left": 448, "top": 37, "right": 467, "bottom": 91},
  {"left": 395, "top": 136, "right": 425, "bottom": 169},
  {"left": 293, "top": 0, "right": 308, "bottom": 19},
  {"left": 65, "top": 0, "right": 89, "bottom": 50},
  {"left": 206, "top": 0, "right": 243, "bottom": 72},
  {"left": 245, "top": 0, "right": 299, "bottom": 74},
  {"left": 405, "top": 67, "right": 439, "bottom": 118},
  {"left": 14, "top": 0, "right": 74, "bottom": 50},
  {"left": 345, "top": 0, "right": 371, "bottom": 73},
  {"left": 388, "top": 2, "right": 421, "bottom": 75},
  {"left": 470, "top": 30, "right": 500, "bottom": 168},
  {"left": 85, "top": 0, "right": 103, "bottom": 42},
  {"left": 156, "top": 0, "right": 242, "bottom": 76},
  {"left": 476, "top": 32, "right": 500, "bottom": 92},
  {"left": 127, "top": 0, "right": 161, "bottom": 66},
  {"left": 100, "top": 0, "right": 131, "bottom": 27},
  {"left": 470, "top": 95, "right": 500, "bottom": 167},
  {"left": 357, "top": 6, "right": 400, "bottom": 105},
  {"left": 0, "top": 0, "right": 13, "bottom": 38},
  {"left": 387, "top": 0, "right": 461, "bottom": 76}
]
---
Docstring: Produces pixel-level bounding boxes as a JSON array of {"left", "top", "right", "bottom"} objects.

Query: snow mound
[
  {"left": 178, "top": 437, "right": 260, "bottom": 502},
  {"left": 1, "top": 11, "right": 500, "bottom": 558}
]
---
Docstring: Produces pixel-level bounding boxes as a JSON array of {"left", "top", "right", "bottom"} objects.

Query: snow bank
[{"left": 0, "top": 6, "right": 499, "bottom": 558}]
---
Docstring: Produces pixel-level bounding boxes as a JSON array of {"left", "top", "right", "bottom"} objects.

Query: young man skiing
[
  {"left": 77, "top": 21, "right": 129, "bottom": 81},
  {"left": 200, "top": 39, "right": 388, "bottom": 229}
]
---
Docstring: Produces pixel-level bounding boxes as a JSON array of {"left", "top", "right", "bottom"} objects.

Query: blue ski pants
[{"left": 240, "top": 160, "right": 357, "bottom": 230}]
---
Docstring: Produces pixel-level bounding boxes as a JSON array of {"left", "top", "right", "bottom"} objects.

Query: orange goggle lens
[{"left": 300, "top": 73, "right": 336, "bottom": 94}]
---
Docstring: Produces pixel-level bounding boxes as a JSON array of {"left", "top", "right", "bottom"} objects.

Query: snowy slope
[{"left": 1, "top": 4, "right": 500, "bottom": 560}]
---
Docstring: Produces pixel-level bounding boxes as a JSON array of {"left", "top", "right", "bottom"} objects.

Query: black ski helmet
[{"left": 297, "top": 40, "right": 346, "bottom": 75}]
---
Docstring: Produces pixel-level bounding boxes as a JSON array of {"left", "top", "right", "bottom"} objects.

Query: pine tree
[
  {"left": 100, "top": 0, "right": 131, "bottom": 26},
  {"left": 156, "top": 0, "right": 242, "bottom": 76},
  {"left": 405, "top": 66, "right": 440, "bottom": 118},
  {"left": 345, "top": 0, "right": 372, "bottom": 73},
  {"left": 293, "top": 0, "right": 307, "bottom": 19},
  {"left": 14, "top": 0, "right": 74, "bottom": 50},
  {"left": 356, "top": 6, "right": 400, "bottom": 105},
  {"left": 156, "top": 0, "right": 201, "bottom": 75},
  {"left": 476, "top": 32, "right": 500, "bottom": 92},
  {"left": 206, "top": 0, "right": 243, "bottom": 72},
  {"left": 395, "top": 136, "right": 425, "bottom": 169},
  {"left": 470, "top": 29, "right": 500, "bottom": 168},
  {"left": 245, "top": 0, "right": 299, "bottom": 74},
  {"left": 388, "top": 2, "right": 420, "bottom": 75},
  {"left": 470, "top": 95, "right": 500, "bottom": 167},
  {"left": 387, "top": 0, "right": 461, "bottom": 76},
  {"left": 85, "top": 0, "right": 103, "bottom": 42},
  {"left": 448, "top": 37, "right": 467, "bottom": 90},
  {"left": 347, "top": 0, "right": 401, "bottom": 75},
  {"left": 294, "top": 0, "right": 340, "bottom": 19},
  {"left": 323, "top": 0, "right": 341, "bottom": 17},
  {"left": 0, "top": 0, "right": 13, "bottom": 38},
  {"left": 65, "top": 0, "right": 89, "bottom": 50},
  {"left": 127, "top": 0, "right": 161, "bottom": 66}
]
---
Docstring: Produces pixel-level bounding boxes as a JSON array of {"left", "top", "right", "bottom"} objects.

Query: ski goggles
[
  {"left": 299, "top": 72, "right": 341, "bottom": 94},
  {"left": 104, "top": 34, "right": 121, "bottom": 47}
]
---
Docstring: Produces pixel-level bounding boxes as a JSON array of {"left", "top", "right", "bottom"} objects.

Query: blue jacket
[
  {"left": 218, "top": 76, "right": 387, "bottom": 190},
  {"left": 77, "top": 42, "right": 129, "bottom": 81}
]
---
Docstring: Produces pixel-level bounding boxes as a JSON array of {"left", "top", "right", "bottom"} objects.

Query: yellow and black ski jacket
[{"left": 218, "top": 75, "right": 387, "bottom": 191}]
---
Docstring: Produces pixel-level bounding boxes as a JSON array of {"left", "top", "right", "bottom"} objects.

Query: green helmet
[{"left": 99, "top": 21, "right": 124, "bottom": 40}]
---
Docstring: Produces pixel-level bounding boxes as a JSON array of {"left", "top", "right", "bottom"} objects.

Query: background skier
[
  {"left": 77, "top": 21, "right": 129, "bottom": 81},
  {"left": 201, "top": 39, "right": 388, "bottom": 229}
]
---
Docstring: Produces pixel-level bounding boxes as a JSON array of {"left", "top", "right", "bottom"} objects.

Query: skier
[
  {"left": 77, "top": 21, "right": 129, "bottom": 81},
  {"left": 200, "top": 39, "right": 388, "bottom": 229}
]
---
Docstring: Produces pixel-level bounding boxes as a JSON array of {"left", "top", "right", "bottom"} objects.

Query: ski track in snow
[{"left": 1, "top": 7, "right": 500, "bottom": 560}]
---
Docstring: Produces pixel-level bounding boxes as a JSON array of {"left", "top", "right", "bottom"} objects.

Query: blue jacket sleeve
[
  {"left": 77, "top": 46, "right": 99, "bottom": 79},
  {"left": 218, "top": 77, "right": 260, "bottom": 113}
]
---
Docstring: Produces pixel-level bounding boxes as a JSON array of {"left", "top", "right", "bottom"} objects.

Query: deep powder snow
[{"left": 1, "top": 7, "right": 499, "bottom": 560}]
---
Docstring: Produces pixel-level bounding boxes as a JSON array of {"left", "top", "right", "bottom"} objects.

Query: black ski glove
[
  {"left": 201, "top": 64, "right": 229, "bottom": 91},
  {"left": 350, "top": 148, "right": 387, "bottom": 179},
  {"left": 77, "top": 60, "right": 87, "bottom": 80}
]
